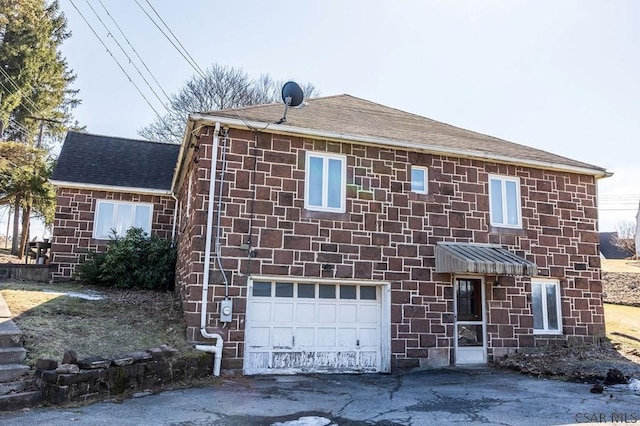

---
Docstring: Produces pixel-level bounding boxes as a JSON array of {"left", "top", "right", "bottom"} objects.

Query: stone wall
[
  {"left": 35, "top": 347, "right": 212, "bottom": 405},
  {"left": 0, "top": 264, "right": 51, "bottom": 282},
  {"left": 51, "top": 188, "right": 175, "bottom": 280},
  {"left": 174, "top": 127, "right": 604, "bottom": 370}
]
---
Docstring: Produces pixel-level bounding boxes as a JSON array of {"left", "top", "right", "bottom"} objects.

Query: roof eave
[
  {"left": 188, "top": 113, "right": 611, "bottom": 179},
  {"left": 171, "top": 119, "right": 198, "bottom": 193},
  {"left": 50, "top": 180, "right": 172, "bottom": 196}
]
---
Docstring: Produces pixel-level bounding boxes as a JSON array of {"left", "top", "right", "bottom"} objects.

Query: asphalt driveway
[{"left": 1, "top": 368, "right": 638, "bottom": 425}]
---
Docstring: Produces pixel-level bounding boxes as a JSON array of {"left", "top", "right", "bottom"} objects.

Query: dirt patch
[
  {"left": 0, "top": 281, "right": 197, "bottom": 367},
  {"left": 0, "top": 248, "right": 23, "bottom": 264},
  {"left": 494, "top": 342, "right": 640, "bottom": 382}
]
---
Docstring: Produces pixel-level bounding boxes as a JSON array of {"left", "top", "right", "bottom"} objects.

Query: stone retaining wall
[
  {"left": 35, "top": 346, "right": 213, "bottom": 405},
  {"left": 0, "top": 264, "right": 51, "bottom": 282}
]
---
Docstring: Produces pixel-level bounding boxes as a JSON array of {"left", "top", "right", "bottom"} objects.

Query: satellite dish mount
[{"left": 276, "top": 81, "right": 304, "bottom": 124}]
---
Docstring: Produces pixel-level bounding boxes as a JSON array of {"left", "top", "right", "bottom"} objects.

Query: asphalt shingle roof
[
  {"left": 209, "top": 94, "right": 606, "bottom": 174},
  {"left": 52, "top": 131, "right": 179, "bottom": 191}
]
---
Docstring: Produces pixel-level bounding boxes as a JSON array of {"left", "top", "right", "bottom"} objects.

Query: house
[
  {"left": 599, "top": 232, "right": 634, "bottom": 259},
  {"left": 50, "top": 131, "right": 179, "bottom": 278},
  {"left": 51, "top": 95, "right": 610, "bottom": 374}
]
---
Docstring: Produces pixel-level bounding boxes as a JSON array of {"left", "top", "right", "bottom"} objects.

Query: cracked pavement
[{"left": 1, "top": 368, "right": 638, "bottom": 425}]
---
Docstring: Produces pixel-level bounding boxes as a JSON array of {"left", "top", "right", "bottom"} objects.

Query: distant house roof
[
  {"left": 192, "top": 94, "right": 608, "bottom": 177},
  {"left": 51, "top": 131, "right": 179, "bottom": 194},
  {"left": 599, "top": 232, "right": 634, "bottom": 259}
]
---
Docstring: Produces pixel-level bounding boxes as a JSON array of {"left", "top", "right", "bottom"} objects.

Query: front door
[{"left": 454, "top": 277, "right": 486, "bottom": 364}]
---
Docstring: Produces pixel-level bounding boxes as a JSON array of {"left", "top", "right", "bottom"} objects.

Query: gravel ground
[{"left": 603, "top": 271, "right": 640, "bottom": 305}]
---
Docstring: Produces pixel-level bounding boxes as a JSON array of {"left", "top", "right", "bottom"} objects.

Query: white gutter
[
  {"left": 188, "top": 113, "right": 612, "bottom": 179},
  {"left": 195, "top": 122, "right": 224, "bottom": 377},
  {"left": 49, "top": 180, "right": 173, "bottom": 196}
]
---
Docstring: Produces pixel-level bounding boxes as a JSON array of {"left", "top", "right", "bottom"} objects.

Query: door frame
[{"left": 453, "top": 275, "right": 487, "bottom": 365}]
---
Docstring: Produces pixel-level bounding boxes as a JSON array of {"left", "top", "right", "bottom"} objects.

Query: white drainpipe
[{"left": 195, "top": 122, "right": 224, "bottom": 376}]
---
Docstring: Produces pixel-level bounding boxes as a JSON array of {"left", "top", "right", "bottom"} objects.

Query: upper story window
[
  {"left": 531, "top": 279, "right": 562, "bottom": 335},
  {"left": 304, "top": 152, "right": 346, "bottom": 213},
  {"left": 488, "top": 175, "right": 522, "bottom": 228},
  {"left": 411, "top": 166, "right": 428, "bottom": 194},
  {"left": 93, "top": 200, "right": 153, "bottom": 239}
]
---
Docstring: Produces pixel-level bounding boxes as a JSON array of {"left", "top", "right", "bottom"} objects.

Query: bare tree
[
  {"left": 612, "top": 220, "right": 636, "bottom": 258},
  {"left": 138, "top": 64, "right": 320, "bottom": 143}
]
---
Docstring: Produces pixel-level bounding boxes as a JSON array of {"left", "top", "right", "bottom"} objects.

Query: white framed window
[
  {"left": 93, "top": 200, "right": 153, "bottom": 239},
  {"left": 488, "top": 174, "right": 522, "bottom": 228},
  {"left": 411, "top": 166, "right": 428, "bottom": 194},
  {"left": 304, "top": 152, "right": 346, "bottom": 213},
  {"left": 531, "top": 279, "right": 562, "bottom": 335}
]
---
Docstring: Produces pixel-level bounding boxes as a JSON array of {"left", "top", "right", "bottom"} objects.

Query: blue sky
[{"left": 7, "top": 0, "right": 640, "bottom": 237}]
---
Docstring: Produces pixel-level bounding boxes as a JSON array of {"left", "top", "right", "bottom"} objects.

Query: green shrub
[
  {"left": 74, "top": 228, "right": 176, "bottom": 291},
  {"left": 75, "top": 250, "right": 108, "bottom": 284}
]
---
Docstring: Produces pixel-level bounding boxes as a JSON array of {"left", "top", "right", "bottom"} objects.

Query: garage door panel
[
  {"left": 295, "top": 303, "right": 316, "bottom": 323},
  {"left": 317, "top": 304, "right": 337, "bottom": 322},
  {"left": 338, "top": 328, "right": 357, "bottom": 346},
  {"left": 272, "top": 327, "right": 293, "bottom": 347},
  {"left": 246, "top": 352, "right": 269, "bottom": 369},
  {"left": 251, "top": 302, "right": 272, "bottom": 322},
  {"left": 272, "top": 352, "right": 305, "bottom": 369},
  {"left": 359, "top": 305, "right": 379, "bottom": 323},
  {"left": 274, "top": 302, "right": 294, "bottom": 322},
  {"left": 339, "top": 304, "right": 357, "bottom": 322},
  {"left": 296, "top": 327, "right": 315, "bottom": 347},
  {"left": 359, "top": 328, "right": 379, "bottom": 347},
  {"left": 358, "top": 351, "right": 378, "bottom": 367},
  {"left": 317, "top": 328, "right": 336, "bottom": 346},
  {"left": 248, "top": 327, "right": 271, "bottom": 347}
]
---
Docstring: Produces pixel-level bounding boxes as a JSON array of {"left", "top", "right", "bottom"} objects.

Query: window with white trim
[
  {"left": 304, "top": 152, "right": 346, "bottom": 212},
  {"left": 93, "top": 200, "right": 153, "bottom": 239},
  {"left": 531, "top": 279, "right": 562, "bottom": 334},
  {"left": 488, "top": 175, "right": 522, "bottom": 228},
  {"left": 411, "top": 166, "right": 428, "bottom": 194}
]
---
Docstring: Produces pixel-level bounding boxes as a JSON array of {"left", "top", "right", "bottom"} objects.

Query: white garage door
[{"left": 244, "top": 279, "right": 388, "bottom": 375}]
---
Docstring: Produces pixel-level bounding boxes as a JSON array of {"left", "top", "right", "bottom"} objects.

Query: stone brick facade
[
  {"left": 51, "top": 187, "right": 175, "bottom": 280},
  {"left": 175, "top": 126, "right": 604, "bottom": 371}
]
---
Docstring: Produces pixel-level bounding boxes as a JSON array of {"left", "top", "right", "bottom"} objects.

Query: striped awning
[{"left": 435, "top": 242, "right": 538, "bottom": 276}]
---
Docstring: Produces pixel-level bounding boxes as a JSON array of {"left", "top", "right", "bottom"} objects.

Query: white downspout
[
  {"left": 170, "top": 194, "right": 178, "bottom": 241},
  {"left": 195, "top": 122, "right": 224, "bottom": 376}
]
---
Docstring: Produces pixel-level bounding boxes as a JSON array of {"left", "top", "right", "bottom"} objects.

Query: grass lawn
[
  {"left": 1, "top": 281, "right": 196, "bottom": 367},
  {"left": 604, "top": 303, "right": 640, "bottom": 354}
]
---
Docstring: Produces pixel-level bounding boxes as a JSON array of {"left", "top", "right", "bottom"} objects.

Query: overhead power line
[
  {"left": 97, "top": 0, "right": 172, "bottom": 103},
  {"left": 83, "top": 0, "right": 171, "bottom": 113},
  {"left": 134, "top": 0, "right": 206, "bottom": 79},
  {"left": 0, "top": 67, "right": 41, "bottom": 117},
  {"left": 67, "top": 0, "right": 164, "bottom": 120}
]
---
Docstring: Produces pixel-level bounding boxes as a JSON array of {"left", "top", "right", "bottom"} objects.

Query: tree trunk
[
  {"left": 4, "top": 206, "right": 10, "bottom": 249},
  {"left": 11, "top": 197, "right": 20, "bottom": 255},
  {"left": 18, "top": 203, "right": 31, "bottom": 260}
]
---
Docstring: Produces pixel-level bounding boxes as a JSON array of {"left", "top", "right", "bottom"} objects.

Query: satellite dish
[
  {"left": 277, "top": 81, "right": 305, "bottom": 124},
  {"left": 281, "top": 81, "right": 304, "bottom": 107}
]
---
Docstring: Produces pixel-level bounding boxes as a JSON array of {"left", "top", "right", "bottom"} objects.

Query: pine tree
[{"left": 0, "top": 0, "right": 79, "bottom": 255}]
